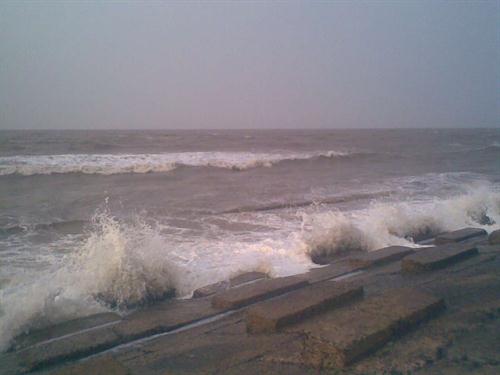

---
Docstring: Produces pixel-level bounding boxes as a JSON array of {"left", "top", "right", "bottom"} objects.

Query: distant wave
[
  {"left": 446, "top": 142, "right": 500, "bottom": 154},
  {"left": 0, "top": 220, "right": 87, "bottom": 236},
  {"left": 0, "top": 150, "right": 355, "bottom": 176},
  {"left": 220, "top": 191, "right": 394, "bottom": 214},
  {"left": 478, "top": 142, "right": 500, "bottom": 152}
]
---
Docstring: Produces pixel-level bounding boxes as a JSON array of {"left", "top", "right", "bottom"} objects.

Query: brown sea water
[{"left": 0, "top": 128, "right": 499, "bottom": 350}]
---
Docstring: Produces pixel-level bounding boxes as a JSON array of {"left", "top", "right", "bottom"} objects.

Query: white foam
[
  {"left": 1, "top": 186, "right": 499, "bottom": 351},
  {"left": 0, "top": 150, "right": 350, "bottom": 176},
  {"left": 302, "top": 185, "right": 500, "bottom": 258},
  {"left": 0, "top": 210, "right": 179, "bottom": 350}
]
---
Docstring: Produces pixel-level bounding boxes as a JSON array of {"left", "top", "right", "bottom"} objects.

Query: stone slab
[
  {"left": 5, "top": 299, "right": 222, "bottom": 373},
  {"left": 306, "top": 259, "right": 363, "bottom": 284},
  {"left": 489, "top": 229, "right": 500, "bottom": 245},
  {"left": 348, "top": 246, "right": 415, "bottom": 268},
  {"left": 113, "top": 298, "right": 221, "bottom": 341},
  {"left": 211, "top": 275, "right": 308, "bottom": 310},
  {"left": 10, "top": 312, "right": 121, "bottom": 351},
  {"left": 14, "top": 325, "right": 121, "bottom": 372},
  {"left": 192, "top": 281, "right": 228, "bottom": 299},
  {"left": 246, "top": 281, "right": 363, "bottom": 333},
  {"left": 193, "top": 271, "right": 268, "bottom": 298},
  {"left": 434, "top": 227, "right": 487, "bottom": 245},
  {"left": 113, "top": 313, "right": 298, "bottom": 375},
  {"left": 401, "top": 243, "right": 479, "bottom": 274},
  {"left": 291, "top": 288, "right": 445, "bottom": 368}
]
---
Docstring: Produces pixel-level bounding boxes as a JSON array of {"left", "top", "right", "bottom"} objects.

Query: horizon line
[{"left": 1, "top": 126, "right": 499, "bottom": 131}]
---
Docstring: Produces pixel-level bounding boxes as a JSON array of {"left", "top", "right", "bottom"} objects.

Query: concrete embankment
[{"left": 1, "top": 227, "right": 499, "bottom": 374}]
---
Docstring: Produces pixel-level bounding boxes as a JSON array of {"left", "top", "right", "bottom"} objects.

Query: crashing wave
[
  {"left": 0, "top": 150, "right": 352, "bottom": 176},
  {"left": 302, "top": 186, "right": 500, "bottom": 260}
]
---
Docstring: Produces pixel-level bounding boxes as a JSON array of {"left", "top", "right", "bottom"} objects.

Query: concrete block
[
  {"left": 113, "top": 298, "right": 220, "bottom": 341},
  {"left": 306, "top": 260, "right": 363, "bottom": 284},
  {"left": 211, "top": 275, "right": 308, "bottom": 310},
  {"left": 10, "top": 312, "right": 121, "bottom": 351},
  {"left": 246, "top": 281, "right": 363, "bottom": 333},
  {"left": 294, "top": 288, "right": 445, "bottom": 368},
  {"left": 16, "top": 326, "right": 121, "bottom": 372},
  {"left": 192, "top": 281, "right": 228, "bottom": 299},
  {"left": 193, "top": 272, "right": 268, "bottom": 298},
  {"left": 434, "top": 228, "right": 487, "bottom": 245},
  {"left": 348, "top": 246, "right": 415, "bottom": 268},
  {"left": 401, "top": 243, "right": 479, "bottom": 274}
]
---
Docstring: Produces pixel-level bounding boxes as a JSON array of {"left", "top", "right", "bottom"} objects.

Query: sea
[{"left": 0, "top": 128, "right": 499, "bottom": 350}]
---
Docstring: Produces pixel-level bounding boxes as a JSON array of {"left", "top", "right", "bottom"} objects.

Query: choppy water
[{"left": 1, "top": 128, "right": 499, "bottom": 350}]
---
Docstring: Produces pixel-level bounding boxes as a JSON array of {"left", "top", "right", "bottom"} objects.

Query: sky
[{"left": 0, "top": 0, "right": 498, "bottom": 130}]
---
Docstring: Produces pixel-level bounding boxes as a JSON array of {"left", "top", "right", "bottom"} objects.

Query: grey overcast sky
[{"left": 0, "top": 1, "right": 498, "bottom": 130}]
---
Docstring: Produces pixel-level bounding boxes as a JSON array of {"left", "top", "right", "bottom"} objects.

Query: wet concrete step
[
  {"left": 211, "top": 275, "right": 308, "bottom": 309},
  {"left": 112, "top": 298, "right": 222, "bottom": 341},
  {"left": 1, "top": 299, "right": 222, "bottom": 373},
  {"left": 401, "top": 243, "right": 479, "bottom": 274},
  {"left": 291, "top": 288, "right": 445, "bottom": 368},
  {"left": 1, "top": 325, "right": 122, "bottom": 374},
  {"left": 193, "top": 271, "right": 268, "bottom": 298},
  {"left": 246, "top": 281, "right": 363, "bottom": 333},
  {"left": 9, "top": 312, "right": 121, "bottom": 352},
  {"left": 348, "top": 246, "right": 415, "bottom": 268},
  {"left": 305, "top": 259, "right": 364, "bottom": 284},
  {"left": 434, "top": 227, "right": 487, "bottom": 245}
]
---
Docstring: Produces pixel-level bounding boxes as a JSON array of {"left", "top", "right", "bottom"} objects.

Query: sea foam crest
[
  {"left": 0, "top": 210, "right": 179, "bottom": 351},
  {"left": 0, "top": 150, "right": 350, "bottom": 176},
  {"left": 302, "top": 186, "right": 500, "bottom": 259}
]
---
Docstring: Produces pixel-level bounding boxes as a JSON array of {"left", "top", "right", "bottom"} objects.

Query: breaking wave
[
  {"left": 1, "top": 186, "right": 499, "bottom": 351},
  {"left": 0, "top": 209, "right": 180, "bottom": 351},
  {"left": 0, "top": 150, "right": 352, "bottom": 176},
  {"left": 302, "top": 186, "right": 500, "bottom": 259}
]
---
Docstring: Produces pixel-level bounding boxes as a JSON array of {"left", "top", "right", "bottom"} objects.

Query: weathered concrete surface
[
  {"left": 348, "top": 246, "right": 415, "bottom": 268},
  {"left": 113, "top": 297, "right": 222, "bottom": 341},
  {"left": 288, "top": 289, "right": 444, "bottom": 368},
  {"left": 211, "top": 275, "right": 308, "bottom": 309},
  {"left": 193, "top": 281, "right": 228, "bottom": 299},
  {"left": 193, "top": 272, "right": 268, "bottom": 298},
  {"left": 9, "top": 312, "right": 121, "bottom": 352},
  {"left": 307, "top": 247, "right": 416, "bottom": 283},
  {"left": 246, "top": 281, "right": 363, "bottom": 333},
  {"left": 11, "top": 325, "right": 122, "bottom": 373},
  {"left": 92, "top": 312, "right": 301, "bottom": 375},
  {"left": 402, "top": 243, "right": 479, "bottom": 274},
  {"left": 489, "top": 229, "right": 500, "bottom": 245},
  {"left": 0, "top": 299, "right": 222, "bottom": 374},
  {"left": 305, "top": 259, "right": 363, "bottom": 283},
  {"left": 50, "top": 355, "right": 130, "bottom": 375},
  {"left": 434, "top": 227, "right": 487, "bottom": 245}
]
